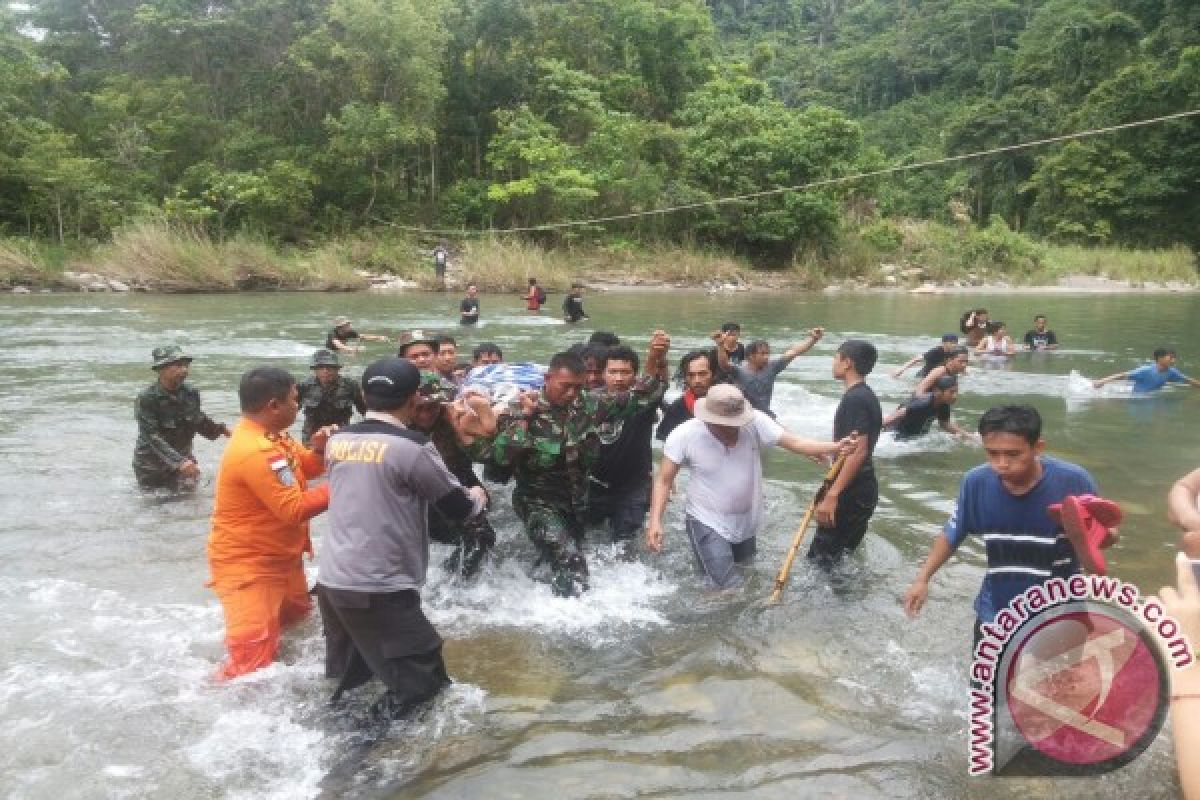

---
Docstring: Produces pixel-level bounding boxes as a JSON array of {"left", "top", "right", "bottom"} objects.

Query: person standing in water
[
  {"left": 976, "top": 322, "right": 1015, "bottom": 356},
  {"left": 526, "top": 278, "right": 546, "bottom": 312},
  {"left": 563, "top": 283, "right": 589, "bottom": 323},
  {"left": 459, "top": 284, "right": 481, "bottom": 326},
  {"left": 133, "top": 345, "right": 230, "bottom": 490},
  {"left": 808, "top": 340, "right": 883, "bottom": 568},
  {"left": 646, "top": 384, "right": 857, "bottom": 589},
  {"left": 207, "top": 367, "right": 332, "bottom": 680},
  {"left": 1023, "top": 315, "right": 1059, "bottom": 350}
]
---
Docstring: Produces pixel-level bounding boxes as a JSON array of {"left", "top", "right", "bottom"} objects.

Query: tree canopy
[{"left": 1, "top": 0, "right": 1196, "bottom": 254}]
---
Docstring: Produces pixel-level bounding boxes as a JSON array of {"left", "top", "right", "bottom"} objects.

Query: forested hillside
[{"left": 1, "top": 0, "right": 1197, "bottom": 266}]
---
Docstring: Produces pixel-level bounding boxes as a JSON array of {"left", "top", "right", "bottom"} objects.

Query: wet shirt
[
  {"left": 133, "top": 381, "right": 225, "bottom": 474},
  {"left": 890, "top": 392, "right": 950, "bottom": 438},
  {"left": 563, "top": 295, "right": 587, "bottom": 323},
  {"left": 731, "top": 358, "right": 789, "bottom": 411},
  {"left": 920, "top": 346, "right": 949, "bottom": 376},
  {"left": 460, "top": 297, "right": 480, "bottom": 325},
  {"left": 207, "top": 419, "right": 328, "bottom": 582},
  {"left": 663, "top": 412, "right": 783, "bottom": 543},
  {"left": 1023, "top": 329, "right": 1058, "bottom": 350},
  {"left": 944, "top": 457, "right": 1097, "bottom": 622},
  {"left": 833, "top": 382, "right": 882, "bottom": 487},
  {"left": 592, "top": 403, "right": 658, "bottom": 493},
  {"left": 480, "top": 375, "right": 665, "bottom": 514},
  {"left": 320, "top": 416, "right": 477, "bottom": 593},
  {"left": 1128, "top": 364, "right": 1189, "bottom": 393},
  {"left": 326, "top": 328, "right": 360, "bottom": 350},
  {"left": 297, "top": 374, "right": 365, "bottom": 435}
]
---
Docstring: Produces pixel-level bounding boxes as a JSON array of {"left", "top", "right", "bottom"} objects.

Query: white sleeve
[
  {"left": 662, "top": 423, "right": 690, "bottom": 464},
  {"left": 752, "top": 411, "right": 784, "bottom": 447}
]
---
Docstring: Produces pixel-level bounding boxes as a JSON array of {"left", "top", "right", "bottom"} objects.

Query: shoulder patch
[{"left": 268, "top": 453, "right": 296, "bottom": 486}]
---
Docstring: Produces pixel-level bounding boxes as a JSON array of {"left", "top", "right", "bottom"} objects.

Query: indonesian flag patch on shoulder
[{"left": 269, "top": 454, "right": 296, "bottom": 486}]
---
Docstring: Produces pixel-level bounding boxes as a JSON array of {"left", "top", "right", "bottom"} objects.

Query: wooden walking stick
[{"left": 767, "top": 451, "right": 849, "bottom": 605}]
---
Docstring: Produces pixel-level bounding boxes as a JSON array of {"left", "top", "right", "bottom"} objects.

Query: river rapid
[{"left": 1, "top": 289, "right": 1197, "bottom": 799}]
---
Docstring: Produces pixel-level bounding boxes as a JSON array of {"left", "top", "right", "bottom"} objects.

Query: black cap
[{"left": 361, "top": 357, "right": 420, "bottom": 400}]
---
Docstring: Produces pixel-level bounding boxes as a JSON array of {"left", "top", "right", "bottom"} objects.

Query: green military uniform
[
  {"left": 298, "top": 349, "right": 365, "bottom": 445},
  {"left": 133, "top": 346, "right": 227, "bottom": 490},
  {"left": 414, "top": 373, "right": 496, "bottom": 578},
  {"left": 478, "top": 375, "right": 664, "bottom": 596}
]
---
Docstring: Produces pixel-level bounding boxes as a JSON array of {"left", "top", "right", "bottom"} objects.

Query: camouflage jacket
[
  {"left": 420, "top": 417, "right": 481, "bottom": 489},
  {"left": 298, "top": 374, "right": 365, "bottom": 435},
  {"left": 133, "top": 381, "right": 225, "bottom": 474},
  {"left": 477, "top": 375, "right": 664, "bottom": 513}
]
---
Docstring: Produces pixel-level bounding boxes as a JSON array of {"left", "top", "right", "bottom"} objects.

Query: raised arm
[
  {"left": 778, "top": 327, "right": 824, "bottom": 367},
  {"left": 643, "top": 330, "right": 671, "bottom": 380},
  {"left": 711, "top": 330, "right": 733, "bottom": 374}
]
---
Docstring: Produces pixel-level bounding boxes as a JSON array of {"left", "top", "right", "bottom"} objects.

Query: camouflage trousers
[
  {"left": 428, "top": 508, "right": 496, "bottom": 579},
  {"left": 512, "top": 489, "right": 589, "bottom": 597},
  {"left": 133, "top": 463, "right": 196, "bottom": 492}
]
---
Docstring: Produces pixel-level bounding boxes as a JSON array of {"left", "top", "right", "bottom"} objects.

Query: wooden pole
[{"left": 766, "top": 452, "right": 848, "bottom": 605}]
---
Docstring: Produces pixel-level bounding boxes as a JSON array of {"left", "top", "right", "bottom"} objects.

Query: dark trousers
[
  {"left": 807, "top": 477, "right": 879, "bottom": 568},
  {"left": 586, "top": 483, "right": 651, "bottom": 543},
  {"left": 316, "top": 585, "right": 450, "bottom": 714}
]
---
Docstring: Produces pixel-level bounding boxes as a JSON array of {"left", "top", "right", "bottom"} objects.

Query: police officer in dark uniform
[
  {"left": 297, "top": 349, "right": 365, "bottom": 445},
  {"left": 133, "top": 345, "right": 230, "bottom": 490}
]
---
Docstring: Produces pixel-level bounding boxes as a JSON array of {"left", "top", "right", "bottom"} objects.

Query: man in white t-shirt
[{"left": 646, "top": 384, "right": 857, "bottom": 589}]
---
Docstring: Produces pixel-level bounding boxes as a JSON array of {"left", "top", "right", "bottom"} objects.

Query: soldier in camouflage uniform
[
  {"left": 411, "top": 373, "right": 499, "bottom": 578},
  {"left": 297, "top": 349, "right": 366, "bottom": 445},
  {"left": 476, "top": 332, "right": 670, "bottom": 596},
  {"left": 133, "top": 345, "right": 230, "bottom": 490}
]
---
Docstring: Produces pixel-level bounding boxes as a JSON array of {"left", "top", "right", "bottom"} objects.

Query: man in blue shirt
[
  {"left": 903, "top": 405, "right": 1111, "bottom": 643},
  {"left": 1092, "top": 347, "right": 1200, "bottom": 393}
]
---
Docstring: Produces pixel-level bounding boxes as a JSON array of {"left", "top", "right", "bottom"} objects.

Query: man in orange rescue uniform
[{"left": 207, "top": 366, "right": 333, "bottom": 679}]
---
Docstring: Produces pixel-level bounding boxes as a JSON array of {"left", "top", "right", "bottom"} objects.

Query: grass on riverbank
[
  {"left": 1, "top": 219, "right": 1195, "bottom": 291},
  {"left": 832, "top": 218, "right": 1197, "bottom": 287},
  {"left": 93, "top": 222, "right": 367, "bottom": 291}
]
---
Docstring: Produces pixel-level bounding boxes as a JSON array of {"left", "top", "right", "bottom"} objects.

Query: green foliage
[
  {"left": 860, "top": 220, "right": 905, "bottom": 253},
  {"left": 0, "top": 0, "right": 1196, "bottom": 275}
]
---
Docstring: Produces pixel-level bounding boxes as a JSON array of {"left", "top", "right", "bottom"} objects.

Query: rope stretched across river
[{"left": 377, "top": 107, "right": 1200, "bottom": 237}]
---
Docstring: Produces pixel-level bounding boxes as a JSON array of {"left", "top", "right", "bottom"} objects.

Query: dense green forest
[{"left": 1, "top": 0, "right": 1198, "bottom": 270}]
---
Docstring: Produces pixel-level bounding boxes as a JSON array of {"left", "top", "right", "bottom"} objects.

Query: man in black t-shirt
[
  {"left": 893, "top": 333, "right": 959, "bottom": 379},
  {"left": 884, "top": 375, "right": 964, "bottom": 439},
  {"left": 808, "top": 339, "right": 883, "bottom": 567},
  {"left": 1023, "top": 314, "right": 1059, "bottom": 350},
  {"left": 563, "top": 283, "right": 588, "bottom": 323},
  {"left": 656, "top": 350, "right": 716, "bottom": 441},
  {"left": 586, "top": 345, "right": 659, "bottom": 548},
  {"left": 459, "top": 284, "right": 480, "bottom": 325}
]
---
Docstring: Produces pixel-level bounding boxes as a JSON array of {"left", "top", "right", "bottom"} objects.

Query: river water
[{"left": 1, "top": 289, "right": 1197, "bottom": 799}]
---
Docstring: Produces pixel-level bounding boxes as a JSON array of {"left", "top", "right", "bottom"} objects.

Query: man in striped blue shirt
[{"left": 903, "top": 405, "right": 1101, "bottom": 644}]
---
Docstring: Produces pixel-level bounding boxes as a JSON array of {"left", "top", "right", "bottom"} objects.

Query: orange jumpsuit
[{"left": 207, "top": 418, "right": 329, "bottom": 679}]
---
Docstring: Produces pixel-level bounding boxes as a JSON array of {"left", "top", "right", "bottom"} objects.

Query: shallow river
[{"left": 1, "top": 289, "right": 1197, "bottom": 799}]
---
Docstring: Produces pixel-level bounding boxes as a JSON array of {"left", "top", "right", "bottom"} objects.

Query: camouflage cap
[
  {"left": 333, "top": 316, "right": 351, "bottom": 327},
  {"left": 151, "top": 345, "right": 193, "bottom": 370},
  {"left": 417, "top": 371, "right": 455, "bottom": 403},
  {"left": 310, "top": 348, "right": 342, "bottom": 369}
]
